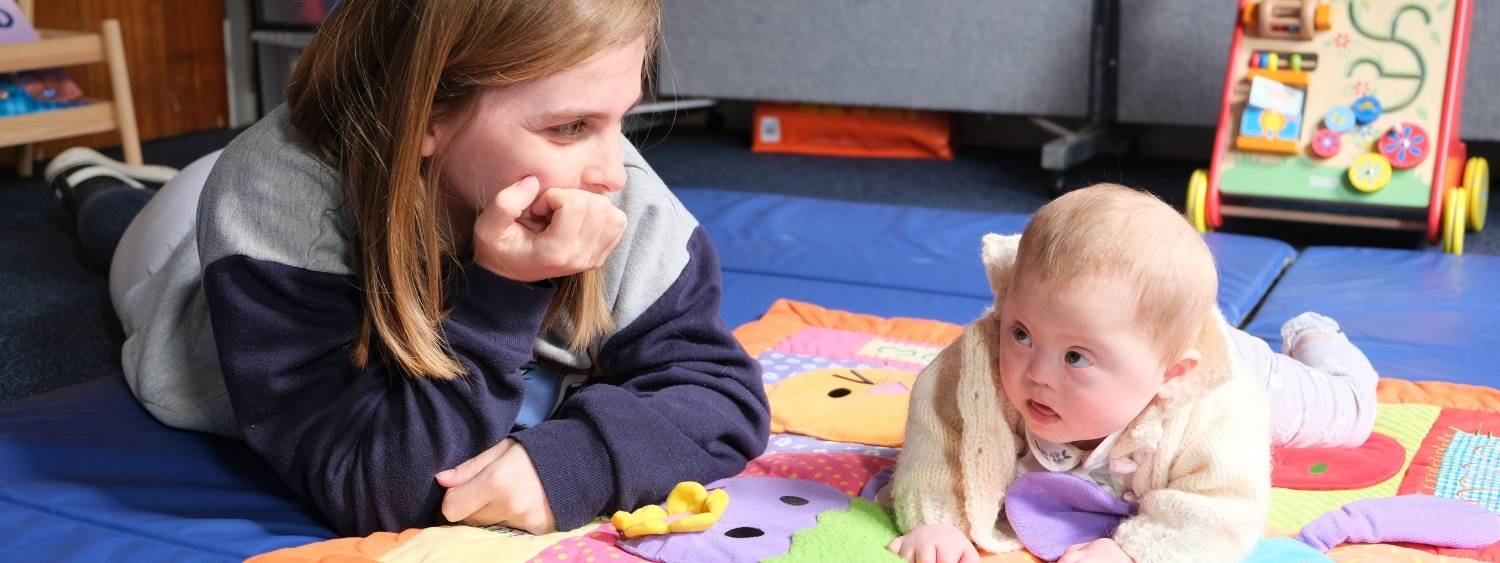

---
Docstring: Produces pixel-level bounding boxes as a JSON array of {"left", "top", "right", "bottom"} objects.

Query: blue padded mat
[
  {"left": 675, "top": 189, "right": 1296, "bottom": 328},
  {"left": 0, "top": 376, "right": 334, "bottom": 561},
  {"left": 1, "top": 189, "right": 1297, "bottom": 562},
  {"left": 1244, "top": 246, "right": 1500, "bottom": 387}
]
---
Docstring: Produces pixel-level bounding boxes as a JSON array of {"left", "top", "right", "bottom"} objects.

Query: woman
[{"left": 54, "top": 0, "right": 768, "bottom": 537}]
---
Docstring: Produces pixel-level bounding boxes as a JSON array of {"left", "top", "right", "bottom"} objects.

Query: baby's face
[{"left": 996, "top": 275, "right": 1171, "bottom": 445}]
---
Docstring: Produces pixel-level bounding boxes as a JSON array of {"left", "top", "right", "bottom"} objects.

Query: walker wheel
[
  {"left": 1464, "top": 157, "right": 1489, "bottom": 232},
  {"left": 1443, "top": 188, "right": 1466, "bottom": 255},
  {"left": 1187, "top": 169, "right": 1210, "bottom": 233}
]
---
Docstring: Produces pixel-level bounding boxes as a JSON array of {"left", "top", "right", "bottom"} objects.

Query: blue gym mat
[
  {"left": 1244, "top": 246, "right": 1500, "bottom": 387},
  {"left": 0, "top": 189, "right": 1300, "bottom": 561},
  {"left": 675, "top": 189, "right": 1296, "bottom": 328},
  {"left": 0, "top": 376, "right": 334, "bottom": 561}
]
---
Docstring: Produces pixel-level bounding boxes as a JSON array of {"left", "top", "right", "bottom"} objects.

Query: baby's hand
[
  {"left": 889, "top": 524, "right": 980, "bottom": 563},
  {"left": 1058, "top": 538, "right": 1134, "bottom": 563}
]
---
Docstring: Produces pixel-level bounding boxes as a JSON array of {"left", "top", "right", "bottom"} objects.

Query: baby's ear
[
  {"left": 1162, "top": 311, "right": 1235, "bottom": 402},
  {"left": 1158, "top": 348, "right": 1202, "bottom": 400},
  {"left": 981, "top": 233, "right": 1022, "bottom": 303}
]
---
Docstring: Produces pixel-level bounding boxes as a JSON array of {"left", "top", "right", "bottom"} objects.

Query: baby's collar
[{"left": 1025, "top": 427, "right": 1123, "bottom": 473}]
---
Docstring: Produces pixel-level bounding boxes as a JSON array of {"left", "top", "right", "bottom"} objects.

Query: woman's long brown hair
[{"left": 286, "top": 0, "right": 659, "bottom": 379}]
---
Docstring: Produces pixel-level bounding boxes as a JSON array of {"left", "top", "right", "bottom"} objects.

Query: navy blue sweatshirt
[{"left": 115, "top": 107, "right": 770, "bottom": 536}]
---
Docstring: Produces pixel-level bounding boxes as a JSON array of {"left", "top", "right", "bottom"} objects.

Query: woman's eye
[
  {"left": 1012, "top": 327, "right": 1031, "bottom": 346},
  {"left": 551, "top": 121, "right": 587, "bottom": 137},
  {"left": 1064, "top": 350, "right": 1092, "bottom": 368}
]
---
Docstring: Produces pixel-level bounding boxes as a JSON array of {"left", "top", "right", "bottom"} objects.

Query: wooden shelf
[
  {"left": 0, "top": 101, "right": 117, "bottom": 146},
  {"left": 0, "top": 4, "right": 140, "bottom": 176},
  {"left": 0, "top": 30, "right": 105, "bottom": 74}
]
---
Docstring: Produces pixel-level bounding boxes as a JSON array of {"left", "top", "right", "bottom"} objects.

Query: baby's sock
[{"left": 1280, "top": 312, "right": 1348, "bottom": 358}]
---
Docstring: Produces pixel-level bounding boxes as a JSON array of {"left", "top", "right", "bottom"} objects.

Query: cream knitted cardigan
[{"left": 887, "top": 234, "right": 1271, "bottom": 562}]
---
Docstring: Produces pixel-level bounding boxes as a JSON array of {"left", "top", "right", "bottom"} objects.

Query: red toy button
[
  {"left": 1311, "top": 128, "right": 1341, "bottom": 158},
  {"left": 1378, "top": 122, "right": 1429, "bottom": 169}
]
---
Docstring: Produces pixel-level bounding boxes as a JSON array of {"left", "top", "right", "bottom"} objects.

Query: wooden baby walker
[{"left": 1186, "top": 0, "right": 1488, "bottom": 254}]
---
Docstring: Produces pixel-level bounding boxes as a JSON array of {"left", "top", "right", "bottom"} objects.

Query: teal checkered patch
[{"left": 1433, "top": 429, "right": 1500, "bottom": 513}]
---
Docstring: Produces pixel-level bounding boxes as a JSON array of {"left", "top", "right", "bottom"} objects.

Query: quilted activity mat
[{"left": 252, "top": 300, "right": 1500, "bottom": 562}]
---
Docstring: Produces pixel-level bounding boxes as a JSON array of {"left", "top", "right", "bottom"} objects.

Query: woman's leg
[
  {"left": 108, "top": 150, "right": 222, "bottom": 312},
  {"left": 52, "top": 166, "right": 152, "bottom": 273}
]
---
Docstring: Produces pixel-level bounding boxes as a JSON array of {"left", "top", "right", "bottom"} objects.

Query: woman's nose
[{"left": 582, "top": 137, "right": 627, "bottom": 193}]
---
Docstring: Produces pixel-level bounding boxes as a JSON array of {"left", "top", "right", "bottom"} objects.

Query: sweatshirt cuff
[
  {"left": 512, "top": 416, "right": 616, "bottom": 531},
  {"left": 447, "top": 264, "right": 556, "bottom": 333}
]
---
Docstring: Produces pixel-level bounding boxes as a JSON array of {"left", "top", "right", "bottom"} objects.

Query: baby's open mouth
[{"left": 1026, "top": 399, "right": 1060, "bottom": 423}]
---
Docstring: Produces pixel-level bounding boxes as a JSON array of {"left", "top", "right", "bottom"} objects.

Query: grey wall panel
[
  {"left": 1461, "top": 1, "right": 1500, "bottom": 141},
  {"left": 657, "top": 1, "right": 1093, "bottom": 118},
  {"left": 1117, "top": 0, "right": 1234, "bottom": 127}
]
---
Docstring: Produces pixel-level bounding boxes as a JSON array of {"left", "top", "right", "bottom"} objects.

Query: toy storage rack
[{"left": 0, "top": 0, "right": 140, "bottom": 177}]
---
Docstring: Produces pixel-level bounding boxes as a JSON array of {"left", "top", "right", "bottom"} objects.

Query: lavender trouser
[{"left": 1228, "top": 327, "right": 1380, "bottom": 448}]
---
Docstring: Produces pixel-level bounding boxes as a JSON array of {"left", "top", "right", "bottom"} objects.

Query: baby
[{"left": 885, "top": 184, "right": 1378, "bottom": 563}]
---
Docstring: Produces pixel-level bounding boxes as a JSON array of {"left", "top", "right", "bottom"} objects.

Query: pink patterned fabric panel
[
  {"left": 527, "top": 524, "right": 646, "bottom": 563},
  {"left": 772, "top": 327, "right": 938, "bottom": 371},
  {"left": 739, "top": 452, "right": 896, "bottom": 497}
]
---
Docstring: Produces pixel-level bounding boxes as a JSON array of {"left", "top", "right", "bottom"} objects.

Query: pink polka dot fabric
[
  {"left": 738, "top": 452, "right": 895, "bottom": 496},
  {"left": 527, "top": 524, "right": 647, "bottom": 563}
]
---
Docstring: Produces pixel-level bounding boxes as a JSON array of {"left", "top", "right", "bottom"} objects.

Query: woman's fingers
[
  {"left": 435, "top": 439, "right": 512, "bottom": 488},
  {"left": 473, "top": 184, "right": 623, "bottom": 281},
  {"left": 439, "top": 442, "right": 555, "bottom": 534},
  {"left": 536, "top": 188, "right": 588, "bottom": 258},
  {"left": 476, "top": 176, "right": 540, "bottom": 238},
  {"left": 440, "top": 471, "right": 493, "bottom": 523}
]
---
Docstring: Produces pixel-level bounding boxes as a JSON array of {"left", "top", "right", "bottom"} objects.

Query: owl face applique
[{"left": 768, "top": 368, "right": 917, "bottom": 447}]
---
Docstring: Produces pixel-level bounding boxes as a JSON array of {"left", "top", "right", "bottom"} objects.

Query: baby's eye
[
  {"left": 1064, "top": 350, "right": 1092, "bottom": 368},
  {"left": 1012, "top": 327, "right": 1031, "bottom": 346}
]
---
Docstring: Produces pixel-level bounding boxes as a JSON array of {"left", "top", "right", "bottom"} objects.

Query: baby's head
[{"left": 996, "top": 184, "right": 1217, "bottom": 445}]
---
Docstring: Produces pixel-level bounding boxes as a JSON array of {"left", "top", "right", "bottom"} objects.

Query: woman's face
[{"left": 429, "top": 37, "right": 646, "bottom": 229}]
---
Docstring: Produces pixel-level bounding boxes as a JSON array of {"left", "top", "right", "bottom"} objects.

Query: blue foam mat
[
  {"left": 675, "top": 189, "right": 1296, "bottom": 327},
  {"left": 0, "top": 376, "right": 334, "bottom": 561},
  {"left": 0, "top": 189, "right": 1299, "bottom": 561},
  {"left": 1244, "top": 246, "right": 1500, "bottom": 387}
]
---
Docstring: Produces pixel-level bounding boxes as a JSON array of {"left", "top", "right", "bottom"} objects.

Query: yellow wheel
[
  {"left": 1441, "top": 189, "right": 1454, "bottom": 252},
  {"left": 1464, "top": 157, "right": 1489, "bottom": 232},
  {"left": 1443, "top": 188, "right": 1466, "bottom": 255},
  {"left": 1186, "top": 169, "right": 1210, "bottom": 233}
]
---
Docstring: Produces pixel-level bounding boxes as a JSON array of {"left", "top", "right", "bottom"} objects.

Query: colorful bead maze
[{"left": 1186, "top": 0, "right": 1489, "bottom": 254}]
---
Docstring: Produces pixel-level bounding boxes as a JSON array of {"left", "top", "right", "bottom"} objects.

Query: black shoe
[{"left": 50, "top": 164, "right": 145, "bottom": 213}]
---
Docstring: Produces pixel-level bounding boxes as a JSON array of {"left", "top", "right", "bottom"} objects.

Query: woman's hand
[
  {"left": 889, "top": 524, "right": 981, "bottom": 563},
  {"left": 472, "top": 176, "right": 627, "bottom": 283},
  {"left": 436, "top": 438, "right": 557, "bottom": 535}
]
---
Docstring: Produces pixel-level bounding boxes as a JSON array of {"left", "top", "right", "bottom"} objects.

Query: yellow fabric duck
[{"left": 611, "top": 482, "right": 730, "bottom": 539}]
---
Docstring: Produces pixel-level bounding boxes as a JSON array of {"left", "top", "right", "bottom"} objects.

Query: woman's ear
[
  {"left": 422, "top": 124, "right": 439, "bottom": 157},
  {"left": 981, "top": 233, "right": 1022, "bottom": 303}
]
